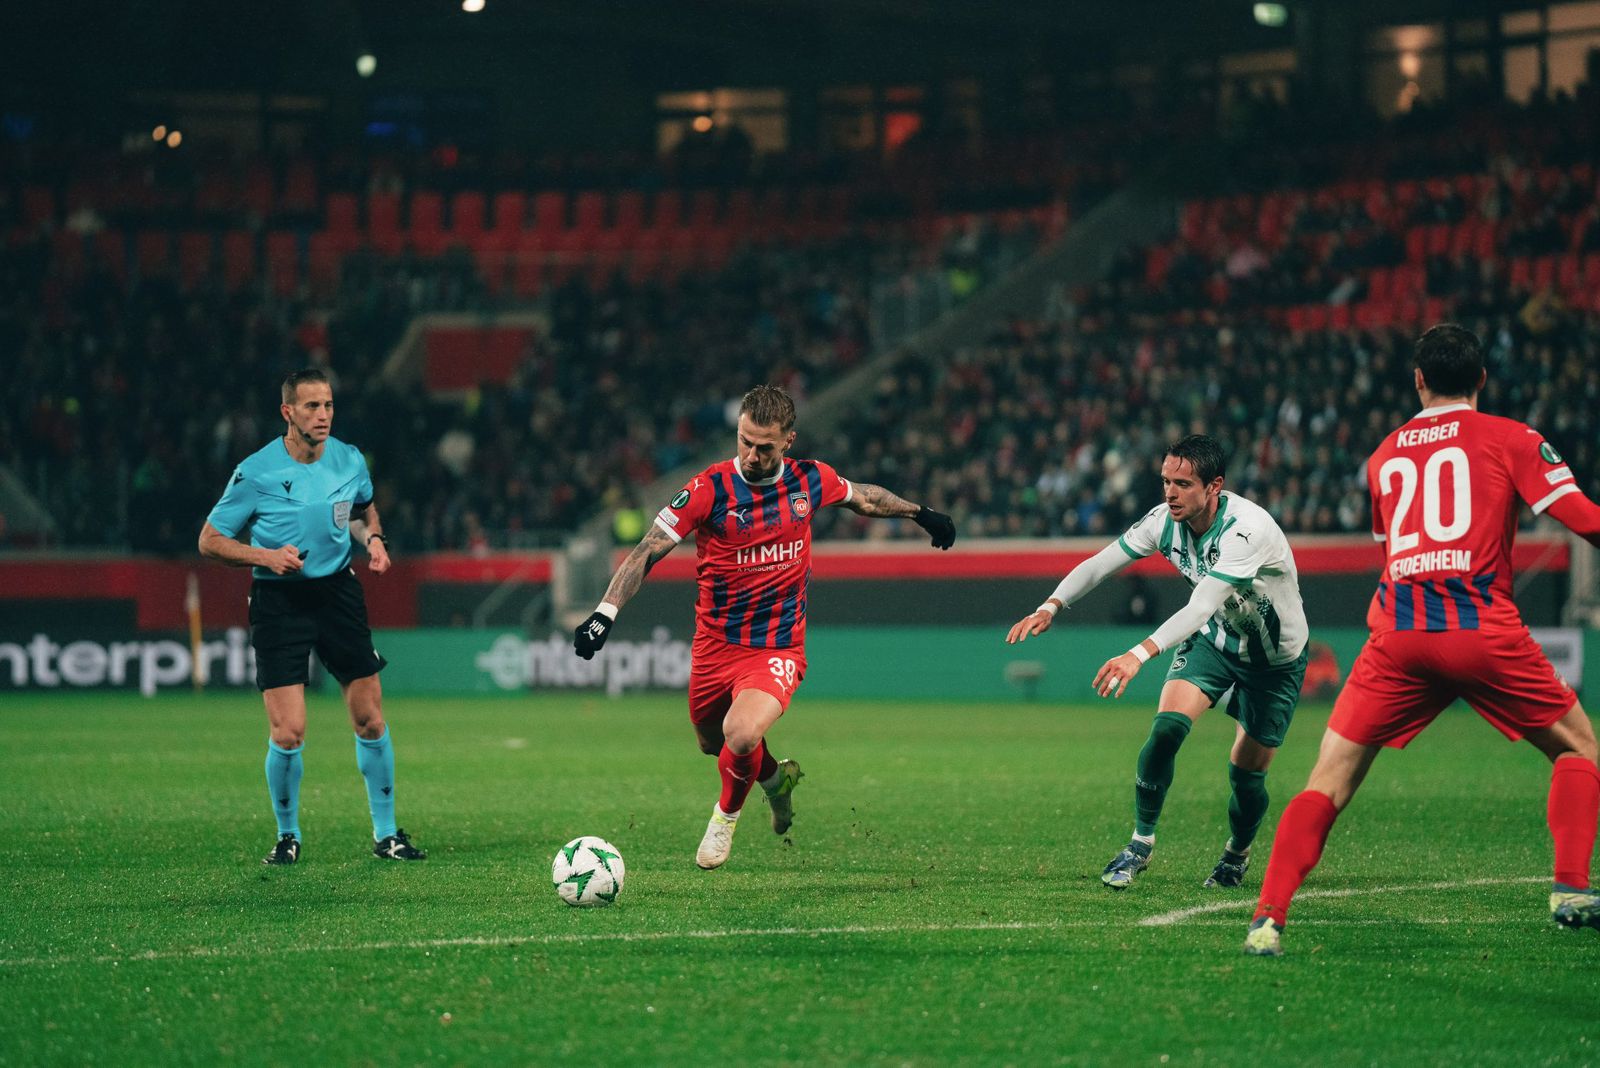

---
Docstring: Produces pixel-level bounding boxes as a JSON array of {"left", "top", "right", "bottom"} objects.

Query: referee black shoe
[
  {"left": 263, "top": 834, "right": 300, "bottom": 865},
  {"left": 373, "top": 828, "right": 427, "bottom": 861}
]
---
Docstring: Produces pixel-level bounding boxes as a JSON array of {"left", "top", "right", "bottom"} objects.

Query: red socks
[
  {"left": 1253, "top": 790, "right": 1339, "bottom": 926},
  {"left": 1549, "top": 757, "right": 1600, "bottom": 891},
  {"left": 718, "top": 741, "right": 765, "bottom": 814}
]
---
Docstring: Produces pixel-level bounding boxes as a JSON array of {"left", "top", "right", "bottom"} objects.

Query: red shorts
[
  {"left": 688, "top": 634, "right": 808, "bottom": 727},
  {"left": 1329, "top": 627, "right": 1577, "bottom": 748}
]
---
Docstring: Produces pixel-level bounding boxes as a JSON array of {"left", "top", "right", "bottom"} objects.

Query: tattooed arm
[
  {"left": 574, "top": 523, "right": 681, "bottom": 659},
  {"left": 843, "top": 481, "right": 957, "bottom": 550},
  {"left": 841, "top": 482, "right": 921, "bottom": 519},
  {"left": 601, "top": 523, "right": 681, "bottom": 612}
]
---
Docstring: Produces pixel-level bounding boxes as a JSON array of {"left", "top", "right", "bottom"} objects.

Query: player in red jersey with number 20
[
  {"left": 574, "top": 385, "right": 956, "bottom": 870},
  {"left": 1245, "top": 324, "right": 1600, "bottom": 956}
]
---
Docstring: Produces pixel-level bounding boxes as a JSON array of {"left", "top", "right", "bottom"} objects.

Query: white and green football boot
[
  {"left": 696, "top": 809, "right": 738, "bottom": 870},
  {"left": 1551, "top": 889, "right": 1600, "bottom": 931},
  {"left": 764, "top": 758, "right": 804, "bottom": 835},
  {"left": 1244, "top": 916, "right": 1284, "bottom": 957}
]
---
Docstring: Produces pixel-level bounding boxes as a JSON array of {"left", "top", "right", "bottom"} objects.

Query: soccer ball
[{"left": 552, "top": 836, "right": 626, "bottom": 907}]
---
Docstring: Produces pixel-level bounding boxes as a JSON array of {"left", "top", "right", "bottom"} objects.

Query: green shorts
[{"left": 1165, "top": 637, "right": 1308, "bottom": 748}]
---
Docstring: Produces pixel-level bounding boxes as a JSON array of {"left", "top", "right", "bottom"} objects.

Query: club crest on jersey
[
  {"left": 332, "top": 500, "right": 352, "bottom": 530},
  {"left": 790, "top": 493, "right": 810, "bottom": 518}
]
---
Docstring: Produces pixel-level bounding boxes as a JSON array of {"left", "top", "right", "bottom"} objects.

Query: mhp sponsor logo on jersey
[
  {"left": 475, "top": 628, "right": 691, "bottom": 695},
  {"left": 735, "top": 539, "right": 805, "bottom": 567},
  {"left": 0, "top": 629, "right": 256, "bottom": 695}
]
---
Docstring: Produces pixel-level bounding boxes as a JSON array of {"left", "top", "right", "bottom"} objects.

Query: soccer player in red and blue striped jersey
[
  {"left": 573, "top": 385, "right": 955, "bottom": 870},
  {"left": 1245, "top": 324, "right": 1600, "bottom": 956}
]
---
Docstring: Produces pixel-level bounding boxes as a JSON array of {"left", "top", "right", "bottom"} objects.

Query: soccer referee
[{"left": 199, "top": 368, "right": 425, "bottom": 865}]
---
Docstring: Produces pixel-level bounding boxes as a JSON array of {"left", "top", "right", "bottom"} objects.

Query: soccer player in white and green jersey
[{"left": 1007, "top": 435, "right": 1309, "bottom": 890}]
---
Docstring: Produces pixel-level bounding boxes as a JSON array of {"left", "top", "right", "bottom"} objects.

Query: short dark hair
[
  {"left": 1413, "top": 323, "right": 1484, "bottom": 398},
  {"left": 282, "top": 368, "right": 330, "bottom": 405},
  {"left": 739, "top": 384, "right": 796, "bottom": 432},
  {"left": 1166, "top": 434, "right": 1226, "bottom": 485}
]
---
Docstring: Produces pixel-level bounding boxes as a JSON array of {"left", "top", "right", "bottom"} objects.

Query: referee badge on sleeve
[{"left": 333, "top": 500, "right": 352, "bottom": 529}]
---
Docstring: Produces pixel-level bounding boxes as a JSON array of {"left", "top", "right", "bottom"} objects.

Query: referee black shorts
[{"left": 248, "top": 567, "right": 388, "bottom": 691}]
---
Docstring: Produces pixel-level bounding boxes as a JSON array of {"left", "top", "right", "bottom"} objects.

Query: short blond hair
[{"left": 739, "top": 384, "right": 795, "bottom": 432}]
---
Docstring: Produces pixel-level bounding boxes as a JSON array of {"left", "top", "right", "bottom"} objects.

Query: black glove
[
  {"left": 913, "top": 505, "right": 956, "bottom": 550},
  {"left": 573, "top": 611, "right": 613, "bottom": 660}
]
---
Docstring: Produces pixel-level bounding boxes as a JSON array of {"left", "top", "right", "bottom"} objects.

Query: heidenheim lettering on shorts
[{"left": 1395, "top": 422, "right": 1461, "bottom": 448}]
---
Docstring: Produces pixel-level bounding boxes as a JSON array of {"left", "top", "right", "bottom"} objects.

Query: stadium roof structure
[{"left": 1, "top": 0, "right": 1530, "bottom": 101}]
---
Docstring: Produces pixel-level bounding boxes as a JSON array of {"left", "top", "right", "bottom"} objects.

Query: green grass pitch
[{"left": 3, "top": 690, "right": 1598, "bottom": 1064}]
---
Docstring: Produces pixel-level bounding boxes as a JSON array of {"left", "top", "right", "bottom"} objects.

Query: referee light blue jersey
[{"left": 207, "top": 436, "right": 375, "bottom": 580}]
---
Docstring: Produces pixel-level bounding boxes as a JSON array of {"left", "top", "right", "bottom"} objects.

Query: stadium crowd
[
  {"left": 812, "top": 306, "right": 1600, "bottom": 542},
  {"left": 0, "top": 214, "right": 1039, "bottom": 552},
  {"left": 5, "top": 89, "right": 1600, "bottom": 552}
]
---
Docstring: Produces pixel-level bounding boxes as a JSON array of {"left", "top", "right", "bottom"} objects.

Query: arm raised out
[
  {"left": 844, "top": 482, "right": 956, "bottom": 549},
  {"left": 1006, "top": 541, "right": 1138, "bottom": 644}
]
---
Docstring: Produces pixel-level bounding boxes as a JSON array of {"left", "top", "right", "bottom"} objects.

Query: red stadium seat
[
  {"left": 652, "top": 190, "right": 684, "bottom": 229},
  {"left": 1508, "top": 256, "right": 1533, "bottom": 290},
  {"left": 326, "top": 192, "right": 359, "bottom": 233},
  {"left": 1404, "top": 226, "right": 1427, "bottom": 262},
  {"left": 1532, "top": 254, "right": 1556, "bottom": 290},
  {"left": 178, "top": 232, "right": 213, "bottom": 288},
  {"left": 572, "top": 191, "right": 605, "bottom": 234},
  {"left": 467, "top": 230, "right": 513, "bottom": 294},
  {"left": 1367, "top": 266, "right": 1393, "bottom": 302},
  {"left": 491, "top": 191, "right": 526, "bottom": 234},
  {"left": 243, "top": 163, "right": 275, "bottom": 219},
  {"left": 512, "top": 232, "right": 548, "bottom": 296},
  {"left": 1558, "top": 254, "right": 1582, "bottom": 293},
  {"left": 265, "top": 231, "right": 299, "bottom": 295},
  {"left": 450, "top": 191, "right": 486, "bottom": 235},
  {"left": 1425, "top": 223, "right": 1451, "bottom": 257},
  {"left": 612, "top": 191, "right": 646, "bottom": 235},
  {"left": 222, "top": 231, "right": 256, "bottom": 290},
  {"left": 532, "top": 192, "right": 567, "bottom": 234}
]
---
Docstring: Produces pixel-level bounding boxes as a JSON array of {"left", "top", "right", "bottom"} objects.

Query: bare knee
[
  {"left": 270, "top": 727, "right": 306, "bottom": 749},
  {"left": 342, "top": 677, "right": 386, "bottom": 739},
  {"left": 722, "top": 725, "right": 762, "bottom": 755}
]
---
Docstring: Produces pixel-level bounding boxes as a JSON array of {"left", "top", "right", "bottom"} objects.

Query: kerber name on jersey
[{"left": 1367, "top": 404, "right": 1576, "bottom": 635}]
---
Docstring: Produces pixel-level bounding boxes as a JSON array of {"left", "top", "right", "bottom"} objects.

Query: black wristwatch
[{"left": 366, "top": 533, "right": 388, "bottom": 546}]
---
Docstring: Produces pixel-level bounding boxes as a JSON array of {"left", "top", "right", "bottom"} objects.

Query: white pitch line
[
  {"left": 1137, "top": 876, "right": 1548, "bottom": 927},
  {"left": 0, "top": 879, "right": 1552, "bottom": 969},
  {"left": 0, "top": 921, "right": 1057, "bottom": 970}
]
